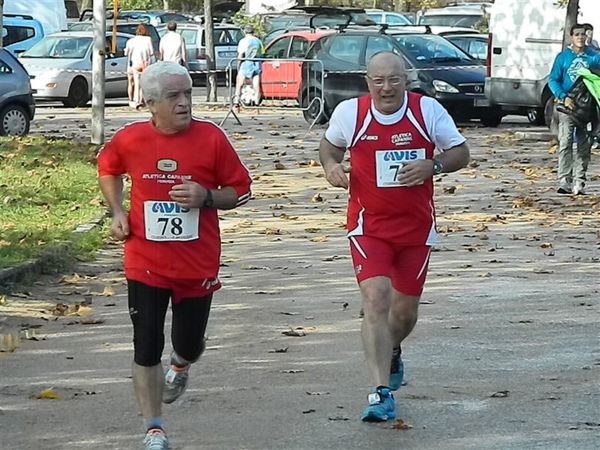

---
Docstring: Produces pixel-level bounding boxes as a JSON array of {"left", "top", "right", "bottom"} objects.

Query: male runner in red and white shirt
[
  {"left": 319, "top": 52, "right": 470, "bottom": 423},
  {"left": 98, "top": 61, "right": 251, "bottom": 450}
]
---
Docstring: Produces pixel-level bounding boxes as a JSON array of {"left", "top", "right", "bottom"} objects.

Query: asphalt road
[{"left": 1, "top": 106, "right": 598, "bottom": 450}]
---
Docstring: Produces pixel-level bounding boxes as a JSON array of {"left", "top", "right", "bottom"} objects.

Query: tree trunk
[
  {"left": 91, "top": 0, "right": 106, "bottom": 145},
  {"left": 204, "top": 0, "right": 217, "bottom": 102},
  {"left": 163, "top": 1, "right": 170, "bottom": 10},
  {"left": 394, "top": 0, "right": 407, "bottom": 11},
  {"left": 562, "top": 0, "right": 579, "bottom": 50}
]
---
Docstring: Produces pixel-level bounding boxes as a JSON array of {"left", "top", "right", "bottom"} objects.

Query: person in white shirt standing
[
  {"left": 125, "top": 24, "right": 155, "bottom": 109},
  {"left": 160, "top": 21, "right": 187, "bottom": 67}
]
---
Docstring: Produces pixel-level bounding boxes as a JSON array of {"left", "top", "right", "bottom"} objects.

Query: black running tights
[{"left": 127, "top": 280, "right": 213, "bottom": 367}]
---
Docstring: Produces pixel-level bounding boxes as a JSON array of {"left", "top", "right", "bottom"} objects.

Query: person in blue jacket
[{"left": 549, "top": 23, "right": 600, "bottom": 195}]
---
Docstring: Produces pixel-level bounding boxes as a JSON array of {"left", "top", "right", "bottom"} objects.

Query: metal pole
[{"left": 91, "top": 0, "right": 106, "bottom": 145}]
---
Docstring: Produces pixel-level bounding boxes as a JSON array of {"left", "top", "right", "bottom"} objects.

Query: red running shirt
[
  {"left": 347, "top": 93, "right": 437, "bottom": 245},
  {"left": 97, "top": 119, "right": 251, "bottom": 280}
]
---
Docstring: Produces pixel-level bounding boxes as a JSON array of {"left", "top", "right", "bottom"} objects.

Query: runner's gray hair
[{"left": 141, "top": 62, "right": 191, "bottom": 102}]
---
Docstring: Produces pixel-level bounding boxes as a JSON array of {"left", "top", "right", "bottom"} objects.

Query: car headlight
[{"left": 433, "top": 80, "right": 459, "bottom": 93}]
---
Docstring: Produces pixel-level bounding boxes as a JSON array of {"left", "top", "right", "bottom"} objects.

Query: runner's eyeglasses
[{"left": 366, "top": 76, "right": 404, "bottom": 87}]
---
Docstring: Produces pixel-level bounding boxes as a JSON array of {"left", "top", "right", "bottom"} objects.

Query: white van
[
  {"left": 485, "top": 0, "right": 599, "bottom": 125},
  {"left": 3, "top": 0, "right": 68, "bottom": 35}
]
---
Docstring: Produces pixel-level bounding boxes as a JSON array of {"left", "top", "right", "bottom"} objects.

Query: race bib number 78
[
  {"left": 143, "top": 201, "right": 200, "bottom": 241},
  {"left": 375, "top": 148, "right": 426, "bottom": 188}
]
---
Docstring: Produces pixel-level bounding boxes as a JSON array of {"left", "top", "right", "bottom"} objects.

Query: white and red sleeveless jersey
[{"left": 346, "top": 93, "right": 438, "bottom": 245}]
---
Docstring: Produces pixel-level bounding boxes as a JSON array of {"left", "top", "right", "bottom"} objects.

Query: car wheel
[
  {"left": 63, "top": 77, "right": 89, "bottom": 107},
  {"left": 480, "top": 114, "right": 502, "bottom": 127},
  {"left": 0, "top": 104, "right": 30, "bottom": 136},
  {"left": 302, "top": 88, "right": 328, "bottom": 125},
  {"left": 527, "top": 107, "right": 545, "bottom": 125}
]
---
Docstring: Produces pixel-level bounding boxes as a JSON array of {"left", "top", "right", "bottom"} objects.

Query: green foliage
[
  {"left": 0, "top": 137, "right": 108, "bottom": 269},
  {"left": 111, "top": 0, "right": 161, "bottom": 10},
  {"left": 231, "top": 11, "right": 266, "bottom": 38}
]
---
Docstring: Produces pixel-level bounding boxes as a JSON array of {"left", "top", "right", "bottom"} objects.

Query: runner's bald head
[{"left": 367, "top": 52, "right": 406, "bottom": 78}]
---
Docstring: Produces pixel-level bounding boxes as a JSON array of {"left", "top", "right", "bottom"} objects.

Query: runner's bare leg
[
  {"left": 360, "top": 276, "right": 394, "bottom": 386},
  {"left": 132, "top": 363, "right": 163, "bottom": 423}
]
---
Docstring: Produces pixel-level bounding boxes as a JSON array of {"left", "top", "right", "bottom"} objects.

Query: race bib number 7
[
  {"left": 375, "top": 148, "right": 426, "bottom": 188},
  {"left": 144, "top": 201, "right": 200, "bottom": 241}
]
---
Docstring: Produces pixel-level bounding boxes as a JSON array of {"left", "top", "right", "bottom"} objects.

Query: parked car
[
  {"left": 2, "top": 15, "right": 45, "bottom": 55},
  {"left": 365, "top": 9, "right": 412, "bottom": 26},
  {"left": 20, "top": 31, "right": 131, "bottom": 107},
  {"left": 300, "top": 28, "right": 501, "bottom": 126},
  {"left": 0, "top": 48, "right": 35, "bottom": 135},
  {"left": 118, "top": 10, "right": 191, "bottom": 27},
  {"left": 157, "top": 23, "right": 242, "bottom": 76},
  {"left": 262, "top": 7, "right": 374, "bottom": 36},
  {"left": 67, "top": 20, "right": 161, "bottom": 57},
  {"left": 441, "top": 31, "right": 487, "bottom": 62},
  {"left": 418, "top": 5, "right": 489, "bottom": 28},
  {"left": 260, "top": 29, "right": 334, "bottom": 102}
]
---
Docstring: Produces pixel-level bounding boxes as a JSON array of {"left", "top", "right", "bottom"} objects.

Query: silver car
[
  {"left": 0, "top": 48, "right": 35, "bottom": 136},
  {"left": 157, "top": 23, "right": 243, "bottom": 76},
  {"left": 20, "top": 31, "right": 132, "bottom": 107}
]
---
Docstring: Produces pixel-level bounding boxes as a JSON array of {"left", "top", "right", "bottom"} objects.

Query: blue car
[{"left": 2, "top": 15, "right": 45, "bottom": 55}]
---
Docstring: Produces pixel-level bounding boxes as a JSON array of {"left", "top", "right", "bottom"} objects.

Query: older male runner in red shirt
[
  {"left": 98, "top": 61, "right": 251, "bottom": 449},
  {"left": 319, "top": 52, "right": 470, "bottom": 422}
]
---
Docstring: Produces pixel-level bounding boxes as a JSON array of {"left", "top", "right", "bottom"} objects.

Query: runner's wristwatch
[
  {"left": 203, "top": 189, "right": 214, "bottom": 208},
  {"left": 432, "top": 159, "right": 444, "bottom": 175}
]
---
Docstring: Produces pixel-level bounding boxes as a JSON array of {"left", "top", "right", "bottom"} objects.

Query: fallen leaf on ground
[
  {"left": 282, "top": 327, "right": 306, "bottom": 337},
  {"left": 491, "top": 390, "right": 509, "bottom": 398},
  {"left": 281, "top": 369, "right": 304, "bottom": 374},
  {"left": 80, "top": 318, "right": 105, "bottom": 325},
  {"left": 268, "top": 347, "right": 289, "bottom": 353},
  {"left": 392, "top": 419, "right": 412, "bottom": 430},
  {"left": 35, "top": 388, "right": 60, "bottom": 400}
]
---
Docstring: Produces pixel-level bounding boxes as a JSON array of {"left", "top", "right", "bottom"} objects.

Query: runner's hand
[
  {"left": 111, "top": 211, "right": 129, "bottom": 240},
  {"left": 398, "top": 160, "right": 434, "bottom": 186},
  {"left": 169, "top": 179, "right": 204, "bottom": 208},
  {"left": 325, "top": 163, "right": 350, "bottom": 189}
]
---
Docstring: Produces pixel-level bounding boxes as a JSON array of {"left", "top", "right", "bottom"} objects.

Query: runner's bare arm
[
  {"left": 98, "top": 175, "right": 129, "bottom": 240},
  {"left": 399, "top": 142, "right": 470, "bottom": 187},
  {"left": 319, "top": 137, "right": 350, "bottom": 189}
]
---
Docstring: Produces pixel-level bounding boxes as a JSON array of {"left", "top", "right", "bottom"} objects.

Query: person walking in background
[
  {"left": 549, "top": 24, "right": 600, "bottom": 195},
  {"left": 318, "top": 52, "right": 470, "bottom": 422},
  {"left": 159, "top": 21, "right": 187, "bottom": 67},
  {"left": 125, "top": 24, "right": 154, "bottom": 109},
  {"left": 97, "top": 62, "right": 252, "bottom": 449},
  {"left": 234, "top": 25, "right": 263, "bottom": 108},
  {"left": 582, "top": 23, "right": 599, "bottom": 51}
]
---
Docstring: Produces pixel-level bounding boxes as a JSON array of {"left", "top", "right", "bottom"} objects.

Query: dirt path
[{"left": 1, "top": 111, "right": 599, "bottom": 449}]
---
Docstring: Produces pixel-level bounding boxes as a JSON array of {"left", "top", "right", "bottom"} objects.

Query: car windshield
[
  {"left": 21, "top": 36, "right": 92, "bottom": 59},
  {"left": 419, "top": 15, "right": 482, "bottom": 28},
  {"left": 265, "top": 15, "right": 310, "bottom": 33},
  {"left": 393, "top": 34, "right": 472, "bottom": 65}
]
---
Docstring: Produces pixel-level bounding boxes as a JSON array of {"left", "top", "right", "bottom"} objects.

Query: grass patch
[{"left": 0, "top": 136, "right": 108, "bottom": 269}]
